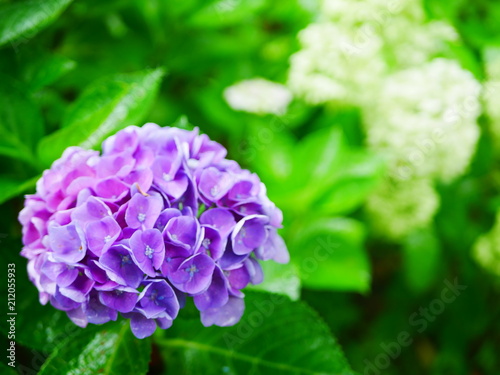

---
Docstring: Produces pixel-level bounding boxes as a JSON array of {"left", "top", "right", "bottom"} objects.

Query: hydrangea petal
[
  {"left": 170, "top": 253, "right": 215, "bottom": 294},
  {"left": 194, "top": 266, "right": 228, "bottom": 311},
  {"left": 231, "top": 215, "right": 269, "bottom": 255},
  {"left": 85, "top": 216, "right": 121, "bottom": 257},
  {"left": 129, "top": 229, "right": 165, "bottom": 277},
  {"left": 100, "top": 245, "right": 144, "bottom": 288},
  {"left": 130, "top": 312, "right": 157, "bottom": 339},
  {"left": 48, "top": 223, "right": 87, "bottom": 263},
  {"left": 99, "top": 287, "right": 138, "bottom": 313},
  {"left": 125, "top": 192, "right": 163, "bottom": 229},
  {"left": 198, "top": 167, "right": 234, "bottom": 201},
  {"left": 200, "top": 297, "right": 245, "bottom": 327},
  {"left": 137, "top": 280, "right": 179, "bottom": 319},
  {"left": 199, "top": 208, "right": 236, "bottom": 239}
]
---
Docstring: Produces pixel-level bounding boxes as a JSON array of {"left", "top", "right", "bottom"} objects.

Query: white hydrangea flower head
[
  {"left": 366, "top": 178, "right": 439, "bottom": 240},
  {"left": 288, "top": 0, "right": 458, "bottom": 105},
  {"left": 321, "top": 0, "right": 423, "bottom": 26},
  {"left": 288, "top": 22, "right": 386, "bottom": 104},
  {"left": 384, "top": 20, "right": 458, "bottom": 68},
  {"left": 473, "top": 212, "right": 500, "bottom": 276},
  {"left": 223, "top": 78, "right": 293, "bottom": 115},
  {"left": 364, "top": 58, "right": 482, "bottom": 182}
]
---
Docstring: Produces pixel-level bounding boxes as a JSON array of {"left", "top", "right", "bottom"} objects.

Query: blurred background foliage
[{"left": 0, "top": 0, "right": 499, "bottom": 374}]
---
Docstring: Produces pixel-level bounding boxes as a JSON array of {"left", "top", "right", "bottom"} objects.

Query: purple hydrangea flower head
[{"left": 19, "top": 123, "right": 288, "bottom": 338}]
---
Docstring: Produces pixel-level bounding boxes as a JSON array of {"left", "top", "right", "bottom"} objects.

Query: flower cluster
[
  {"left": 364, "top": 59, "right": 481, "bottom": 239},
  {"left": 365, "top": 58, "right": 482, "bottom": 183},
  {"left": 288, "top": 0, "right": 456, "bottom": 105},
  {"left": 19, "top": 124, "right": 289, "bottom": 338},
  {"left": 365, "top": 178, "right": 439, "bottom": 240},
  {"left": 288, "top": 21, "right": 385, "bottom": 105},
  {"left": 223, "top": 78, "right": 293, "bottom": 116}
]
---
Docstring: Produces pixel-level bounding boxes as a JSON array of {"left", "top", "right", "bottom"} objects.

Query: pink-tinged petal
[
  {"left": 152, "top": 155, "right": 183, "bottom": 188},
  {"left": 125, "top": 192, "right": 163, "bottom": 229},
  {"left": 154, "top": 171, "right": 189, "bottom": 200},
  {"left": 94, "top": 178, "right": 129, "bottom": 201},
  {"left": 66, "top": 176, "right": 96, "bottom": 196},
  {"left": 48, "top": 223, "right": 87, "bottom": 263},
  {"left": 122, "top": 169, "right": 153, "bottom": 191},
  {"left": 227, "top": 179, "right": 259, "bottom": 202},
  {"left": 71, "top": 196, "right": 112, "bottom": 224},
  {"left": 198, "top": 167, "right": 234, "bottom": 201},
  {"left": 40, "top": 259, "right": 79, "bottom": 288},
  {"left": 85, "top": 216, "right": 121, "bottom": 256},
  {"left": 102, "top": 127, "right": 139, "bottom": 154},
  {"left": 96, "top": 152, "right": 135, "bottom": 178}
]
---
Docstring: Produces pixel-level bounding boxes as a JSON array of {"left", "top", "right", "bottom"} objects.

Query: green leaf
[
  {"left": 316, "top": 151, "right": 385, "bottom": 215},
  {"left": 248, "top": 131, "right": 295, "bottom": 186},
  {"left": 275, "top": 128, "right": 350, "bottom": 212},
  {"left": 0, "top": 138, "right": 32, "bottom": 165},
  {"left": 0, "top": 361, "right": 17, "bottom": 375},
  {"left": 293, "top": 127, "right": 346, "bottom": 190},
  {"left": 39, "top": 322, "right": 152, "bottom": 375},
  {"left": 37, "top": 68, "right": 165, "bottom": 167},
  {"left": 156, "top": 291, "right": 355, "bottom": 375},
  {"left": 0, "top": 75, "right": 44, "bottom": 164},
  {"left": 0, "top": 0, "right": 73, "bottom": 48},
  {"left": 24, "top": 54, "right": 76, "bottom": 91},
  {"left": 188, "top": 0, "right": 266, "bottom": 28},
  {"left": 0, "top": 175, "right": 39, "bottom": 205},
  {"left": 0, "top": 239, "right": 77, "bottom": 351},
  {"left": 275, "top": 127, "right": 383, "bottom": 216},
  {"left": 402, "top": 229, "right": 441, "bottom": 293},
  {"left": 171, "top": 114, "right": 195, "bottom": 131},
  {"left": 423, "top": 0, "right": 461, "bottom": 24},
  {"left": 290, "top": 218, "right": 370, "bottom": 293},
  {"left": 247, "top": 261, "right": 301, "bottom": 301}
]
